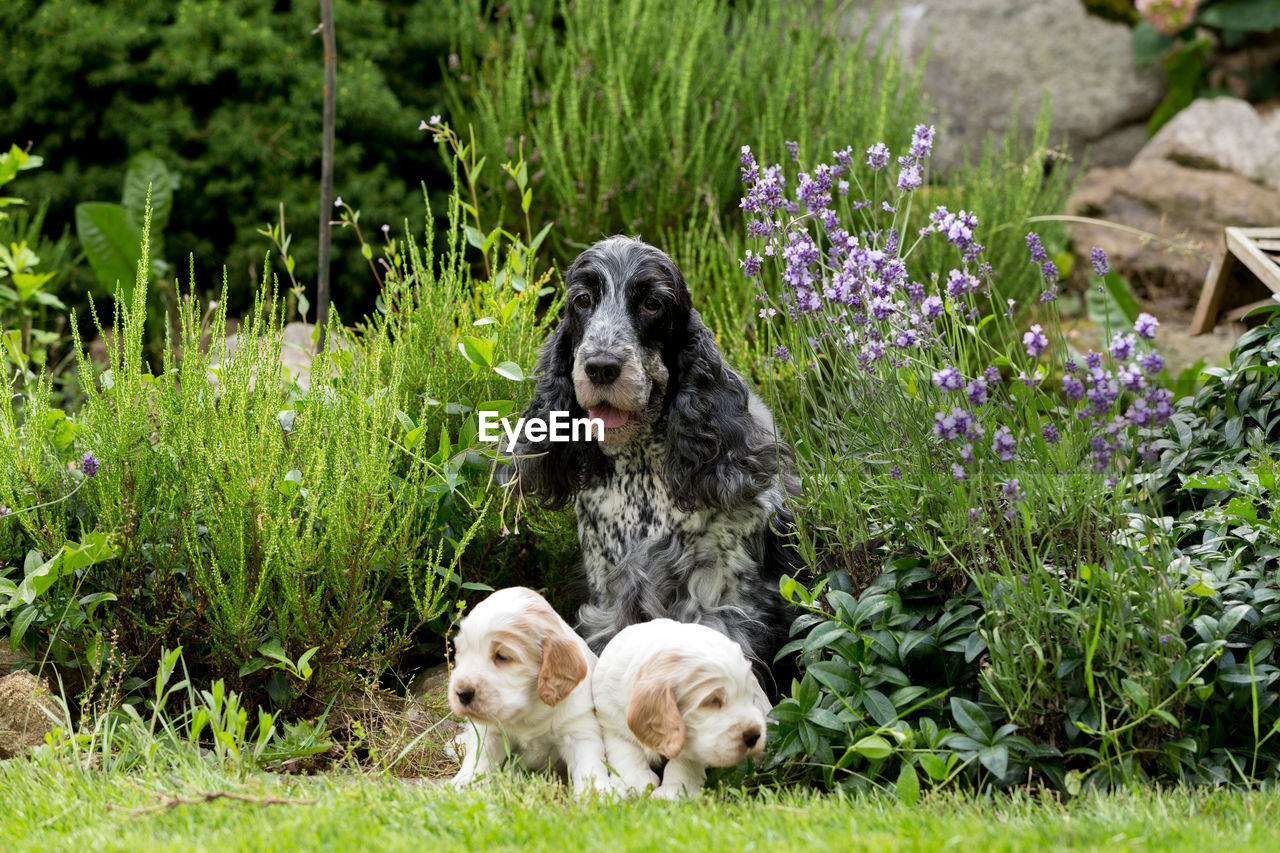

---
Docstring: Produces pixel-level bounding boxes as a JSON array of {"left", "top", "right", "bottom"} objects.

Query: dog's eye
[
  {"left": 702, "top": 695, "right": 723, "bottom": 710},
  {"left": 573, "top": 292, "right": 593, "bottom": 311},
  {"left": 641, "top": 296, "right": 662, "bottom": 315},
  {"left": 493, "top": 651, "right": 511, "bottom": 664}
]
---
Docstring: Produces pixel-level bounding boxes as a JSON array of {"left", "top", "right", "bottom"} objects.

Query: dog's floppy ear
[
  {"left": 626, "top": 654, "right": 686, "bottom": 759},
  {"left": 502, "top": 317, "right": 583, "bottom": 509},
  {"left": 537, "top": 630, "right": 589, "bottom": 707},
  {"left": 664, "top": 309, "right": 776, "bottom": 512}
]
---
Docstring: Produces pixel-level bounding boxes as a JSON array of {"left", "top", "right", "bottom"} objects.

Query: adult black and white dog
[{"left": 502, "top": 236, "right": 802, "bottom": 696}]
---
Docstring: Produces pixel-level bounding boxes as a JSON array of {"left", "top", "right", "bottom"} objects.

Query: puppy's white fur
[
  {"left": 449, "top": 586, "right": 612, "bottom": 794},
  {"left": 592, "top": 619, "right": 768, "bottom": 799}
]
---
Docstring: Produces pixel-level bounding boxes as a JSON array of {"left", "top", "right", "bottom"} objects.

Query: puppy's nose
[
  {"left": 743, "top": 728, "right": 761, "bottom": 749},
  {"left": 584, "top": 357, "right": 621, "bottom": 386},
  {"left": 455, "top": 688, "right": 475, "bottom": 706}
]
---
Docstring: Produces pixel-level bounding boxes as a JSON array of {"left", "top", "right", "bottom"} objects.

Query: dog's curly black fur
[{"left": 504, "top": 236, "right": 803, "bottom": 696}]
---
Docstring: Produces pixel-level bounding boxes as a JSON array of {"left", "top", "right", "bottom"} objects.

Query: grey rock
[
  {"left": 1135, "top": 97, "right": 1280, "bottom": 191},
  {"left": 1068, "top": 158, "right": 1280, "bottom": 310},
  {"left": 841, "top": 0, "right": 1164, "bottom": 172}
]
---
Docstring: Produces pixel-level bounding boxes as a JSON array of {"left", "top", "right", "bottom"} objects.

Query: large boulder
[
  {"left": 0, "top": 671, "right": 57, "bottom": 759},
  {"left": 842, "top": 0, "right": 1164, "bottom": 171},
  {"left": 1135, "top": 97, "right": 1280, "bottom": 192},
  {"left": 1068, "top": 159, "right": 1280, "bottom": 311}
]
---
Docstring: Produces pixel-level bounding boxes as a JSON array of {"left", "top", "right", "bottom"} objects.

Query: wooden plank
[
  {"left": 1257, "top": 239, "right": 1280, "bottom": 252},
  {"left": 1191, "top": 236, "right": 1235, "bottom": 335},
  {"left": 1223, "top": 297, "right": 1279, "bottom": 322},
  {"left": 1239, "top": 227, "right": 1280, "bottom": 239},
  {"left": 1226, "top": 227, "right": 1280, "bottom": 291}
]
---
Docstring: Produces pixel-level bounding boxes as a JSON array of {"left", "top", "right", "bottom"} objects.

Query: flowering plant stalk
[{"left": 740, "top": 127, "right": 1174, "bottom": 569}]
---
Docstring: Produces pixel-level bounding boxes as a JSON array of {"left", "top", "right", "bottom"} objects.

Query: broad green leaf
[
  {"left": 122, "top": 152, "right": 174, "bottom": 235},
  {"left": 896, "top": 761, "right": 921, "bottom": 805},
  {"left": 1198, "top": 0, "right": 1280, "bottom": 31},
  {"left": 851, "top": 734, "right": 893, "bottom": 761},
  {"left": 75, "top": 202, "right": 142, "bottom": 302},
  {"left": 494, "top": 361, "right": 524, "bottom": 381},
  {"left": 459, "top": 335, "right": 495, "bottom": 367}
]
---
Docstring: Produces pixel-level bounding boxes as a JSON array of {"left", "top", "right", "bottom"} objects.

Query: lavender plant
[
  {"left": 740, "top": 127, "right": 1174, "bottom": 572},
  {"left": 743, "top": 129, "right": 1215, "bottom": 787}
]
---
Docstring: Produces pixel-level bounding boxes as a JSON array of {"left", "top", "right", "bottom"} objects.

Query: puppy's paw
[{"left": 650, "top": 783, "right": 688, "bottom": 801}]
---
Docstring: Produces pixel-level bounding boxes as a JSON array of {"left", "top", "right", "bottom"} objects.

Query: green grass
[{"left": 4, "top": 760, "right": 1280, "bottom": 852}]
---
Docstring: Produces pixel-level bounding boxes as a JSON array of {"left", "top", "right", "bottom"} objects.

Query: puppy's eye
[
  {"left": 702, "top": 695, "right": 723, "bottom": 710},
  {"left": 641, "top": 296, "right": 662, "bottom": 315},
  {"left": 573, "top": 292, "right": 593, "bottom": 311},
  {"left": 493, "top": 651, "right": 511, "bottom": 664}
]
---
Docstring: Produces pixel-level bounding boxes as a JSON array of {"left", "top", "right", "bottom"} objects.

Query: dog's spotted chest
[{"left": 576, "top": 437, "right": 677, "bottom": 571}]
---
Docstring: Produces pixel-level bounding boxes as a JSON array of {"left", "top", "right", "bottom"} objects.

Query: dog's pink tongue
[{"left": 589, "top": 405, "right": 630, "bottom": 429}]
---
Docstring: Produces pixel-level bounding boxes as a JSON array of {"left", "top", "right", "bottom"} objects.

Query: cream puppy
[
  {"left": 448, "top": 587, "right": 612, "bottom": 794},
  {"left": 592, "top": 619, "right": 768, "bottom": 799}
]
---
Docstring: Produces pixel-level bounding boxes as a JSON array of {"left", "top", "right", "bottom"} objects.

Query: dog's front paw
[{"left": 650, "top": 783, "right": 688, "bottom": 801}]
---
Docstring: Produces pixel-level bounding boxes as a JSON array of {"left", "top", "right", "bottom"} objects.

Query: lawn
[{"left": 3, "top": 760, "right": 1277, "bottom": 852}]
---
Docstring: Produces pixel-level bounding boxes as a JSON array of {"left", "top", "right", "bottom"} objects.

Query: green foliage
[
  {"left": 1, "top": 0, "right": 454, "bottom": 315},
  {"left": 0, "top": 139, "right": 558, "bottom": 713},
  {"left": 75, "top": 152, "right": 176, "bottom": 306},
  {"left": 0, "top": 149, "right": 80, "bottom": 378},
  {"left": 445, "top": 0, "right": 926, "bottom": 254},
  {"left": 1131, "top": 0, "right": 1280, "bottom": 134}
]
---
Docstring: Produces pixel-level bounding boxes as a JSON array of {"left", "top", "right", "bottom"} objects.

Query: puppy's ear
[
  {"left": 502, "top": 317, "right": 583, "bottom": 509},
  {"left": 664, "top": 309, "right": 776, "bottom": 512},
  {"left": 626, "top": 657, "right": 686, "bottom": 759},
  {"left": 537, "top": 631, "right": 589, "bottom": 707}
]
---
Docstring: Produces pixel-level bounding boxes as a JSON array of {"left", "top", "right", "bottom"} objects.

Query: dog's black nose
[
  {"left": 743, "top": 729, "right": 761, "bottom": 748},
  {"left": 456, "top": 688, "right": 475, "bottom": 706},
  {"left": 584, "top": 357, "right": 621, "bottom": 386}
]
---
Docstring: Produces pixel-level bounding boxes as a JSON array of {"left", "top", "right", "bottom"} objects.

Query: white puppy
[
  {"left": 592, "top": 619, "right": 768, "bottom": 799},
  {"left": 448, "top": 587, "right": 612, "bottom": 794}
]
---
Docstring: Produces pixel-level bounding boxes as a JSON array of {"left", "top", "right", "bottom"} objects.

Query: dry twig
[{"left": 105, "top": 788, "right": 317, "bottom": 819}]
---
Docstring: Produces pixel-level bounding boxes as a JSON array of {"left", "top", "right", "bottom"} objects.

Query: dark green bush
[{"left": 2, "top": 0, "right": 452, "bottom": 317}]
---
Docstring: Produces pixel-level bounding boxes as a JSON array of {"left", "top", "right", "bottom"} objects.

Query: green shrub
[
  {"left": 444, "top": 0, "right": 926, "bottom": 252},
  {"left": 1, "top": 0, "right": 453, "bottom": 316},
  {"left": 0, "top": 142, "right": 562, "bottom": 712}
]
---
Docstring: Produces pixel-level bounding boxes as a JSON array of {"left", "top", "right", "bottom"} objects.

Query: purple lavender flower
[
  {"left": 934, "top": 410, "right": 961, "bottom": 441},
  {"left": 82, "top": 452, "right": 99, "bottom": 478},
  {"left": 946, "top": 269, "right": 979, "bottom": 298},
  {"left": 921, "top": 295, "right": 944, "bottom": 319},
  {"left": 785, "top": 140, "right": 800, "bottom": 162},
  {"left": 740, "top": 144, "right": 757, "bottom": 178},
  {"left": 1026, "top": 232, "right": 1048, "bottom": 264},
  {"left": 837, "top": 180, "right": 850, "bottom": 196},
  {"left": 932, "top": 365, "right": 964, "bottom": 392},
  {"left": 889, "top": 465, "right": 902, "bottom": 481},
  {"left": 952, "top": 462, "right": 967, "bottom": 481},
  {"left": 0, "top": 505, "right": 11, "bottom": 518},
  {"left": 959, "top": 443, "right": 974, "bottom": 463},
  {"left": 910, "top": 124, "right": 936, "bottom": 159},
  {"left": 1109, "top": 333, "right": 1136, "bottom": 361},
  {"left": 1090, "top": 247, "right": 1109, "bottom": 277},
  {"left": 833, "top": 146, "right": 855, "bottom": 170},
  {"left": 969, "top": 507, "right": 982, "bottom": 522},
  {"left": 966, "top": 377, "right": 989, "bottom": 406},
  {"left": 865, "top": 143, "right": 890, "bottom": 171},
  {"left": 1085, "top": 351, "right": 1103, "bottom": 371},
  {"left": 992, "top": 426, "right": 1016, "bottom": 462},
  {"left": 740, "top": 250, "right": 762, "bottom": 278},
  {"left": 1139, "top": 350, "right": 1165, "bottom": 375},
  {"left": 1002, "top": 478, "right": 1025, "bottom": 503},
  {"left": 897, "top": 163, "right": 922, "bottom": 192},
  {"left": 774, "top": 344, "right": 791, "bottom": 363},
  {"left": 1023, "top": 324, "right": 1049, "bottom": 358},
  {"left": 1134, "top": 312, "right": 1159, "bottom": 340},
  {"left": 1042, "top": 423, "right": 1060, "bottom": 444},
  {"left": 984, "top": 366, "right": 1001, "bottom": 386},
  {"left": 1064, "top": 359, "right": 1078, "bottom": 374},
  {"left": 1041, "top": 261, "right": 1059, "bottom": 283}
]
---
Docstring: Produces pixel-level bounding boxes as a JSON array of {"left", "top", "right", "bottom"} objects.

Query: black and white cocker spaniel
[{"left": 503, "top": 236, "right": 802, "bottom": 695}]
